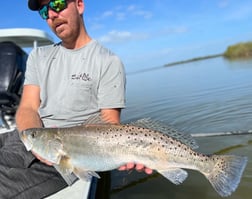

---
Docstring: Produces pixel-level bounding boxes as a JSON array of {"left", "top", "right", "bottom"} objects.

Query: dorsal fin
[
  {"left": 83, "top": 113, "right": 108, "bottom": 125},
  {"left": 129, "top": 118, "right": 198, "bottom": 149}
]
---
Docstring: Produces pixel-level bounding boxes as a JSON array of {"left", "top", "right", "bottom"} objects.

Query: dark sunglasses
[{"left": 39, "top": 0, "right": 68, "bottom": 20}]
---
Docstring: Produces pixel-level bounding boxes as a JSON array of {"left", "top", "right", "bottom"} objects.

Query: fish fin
[
  {"left": 47, "top": 138, "right": 65, "bottom": 164},
  {"left": 54, "top": 156, "right": 78, "bottom": 186},
  {"left": 82, "top": 113, "right": 109, "bottom": 125},
  {"left": 130, "top": 118, "right": 198, "bottom": 149},
  {"left": 203, "top": 155, "right": 247, "bottom": 197},
  {"left": 73, "top": 167, "right": 100, "bottom": 182},
  {"left": 158, "top": 168, "right": 188, "bottom": 185},
  {"left": 54, "top": 164, "right": 78, "bottom": 186}
]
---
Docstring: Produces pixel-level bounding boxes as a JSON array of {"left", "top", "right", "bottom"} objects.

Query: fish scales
[
  {"left": 20, "top": 118, "right": 248, "bottom": 197},
  {"left": 59, "top": 125, "right": 175, "bottom": 170},
  {"left": 60, "top": 125, "right": 198, "bottom": 170}
]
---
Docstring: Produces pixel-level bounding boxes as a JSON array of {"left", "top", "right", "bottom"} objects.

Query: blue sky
[{"left": 1, "top": 0, "right": 252, "bottom": 73}]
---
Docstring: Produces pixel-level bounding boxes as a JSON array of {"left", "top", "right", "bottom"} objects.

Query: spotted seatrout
[{"left": 19, "top": 117, "right": 247, "bottom": 197}]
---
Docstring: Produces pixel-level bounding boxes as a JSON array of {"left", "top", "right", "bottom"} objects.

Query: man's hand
[
  {"left": 118, "top": 163, "right": 153, "bottom": 174},
  {"left": 32, "top": 151, "right": 53, "bottom": 166}
]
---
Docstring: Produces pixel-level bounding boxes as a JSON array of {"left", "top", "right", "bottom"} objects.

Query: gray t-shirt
[{"left": 24, "top": 40, "right": 126, "bottom": 127}]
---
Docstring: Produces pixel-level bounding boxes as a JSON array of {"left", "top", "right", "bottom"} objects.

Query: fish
[{"left": 19, "top": 116, "right": 247, "bottom": 197}]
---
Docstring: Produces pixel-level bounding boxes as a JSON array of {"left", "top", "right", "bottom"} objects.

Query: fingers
[
  {"left": 118, "top": 163, "right": 153, "bottom": 175},
  {"left": 144, "top": 167, "right": 153, "bottom": 175},
  {"left": 118, "top": 162, "right": 134, "bottom": 171},
  {"left": 136, "top": 164, "right": 153, "bottom": 174},
  {"left": 135, "top": 163, "right": 144, "bottom": 171}
]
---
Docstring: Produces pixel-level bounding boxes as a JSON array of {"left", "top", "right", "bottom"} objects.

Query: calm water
[
  {"left": 121, "top": 57, "right": 252, "bottom": 134},
  {"left": 106, "top": 57, "right": 252, "bottom": 199}
]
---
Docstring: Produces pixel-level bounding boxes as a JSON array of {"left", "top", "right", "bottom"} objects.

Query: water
[
  {"left": 121, "top": 57, "right": 252, "bottom": 134},
  {"left": 105, "top": 57, "right": 252, "bottom": 199}
]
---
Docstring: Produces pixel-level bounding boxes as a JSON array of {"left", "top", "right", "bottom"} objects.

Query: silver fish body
[{"left": 20, "top": 119, "right": 247, "bottom": 197}]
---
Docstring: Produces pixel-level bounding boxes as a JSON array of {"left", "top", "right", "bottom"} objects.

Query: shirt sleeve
[
  {"left": 98, "top": 54, "right": 126, "bottom": 109},
  {"left": 24, "top": 48, "right": 39, "bottom": 86}
]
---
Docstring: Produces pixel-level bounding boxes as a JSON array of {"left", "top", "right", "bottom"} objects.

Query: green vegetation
[
  {"left": 224, "top": 42, "right": 252, "bottom": 59},
  {"left": 164, "top": 54, "right": 223, "bottom": 67}
]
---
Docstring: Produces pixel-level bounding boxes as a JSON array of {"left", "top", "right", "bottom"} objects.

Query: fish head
[
  {"left": 19, "top": 128, "right": 51, "bottom": 151},
  {"left": 20, "top": 128, "right": 64, "bottom": 164},
  {"left": 19, "top": 128, "right": 40, "bottom": 151}
]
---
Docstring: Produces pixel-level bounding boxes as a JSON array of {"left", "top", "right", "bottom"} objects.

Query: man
[
  {"left": 1, "top": 0, "right": 151, "bottom": 198},
  {"left": 16, "top": 0, "right": 126, "bottom": 165},
  {"left": 20, "top": 0, "right": 152, "bottom": 173}
]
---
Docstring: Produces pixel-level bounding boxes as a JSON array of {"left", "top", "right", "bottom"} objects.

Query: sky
[{"left": 1, "top": 0, "right": 252, "bottom": 73}]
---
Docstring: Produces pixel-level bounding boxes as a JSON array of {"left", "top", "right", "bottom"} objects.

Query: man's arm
[
  {"left": 15, "top": 85, "right": 42, "bottom": 131},
  {"left": 100, "top": 108, "right": 121, "bottom": 124},
  {"left": 16, "top": 85, "right": 53, "bottom": 165}
]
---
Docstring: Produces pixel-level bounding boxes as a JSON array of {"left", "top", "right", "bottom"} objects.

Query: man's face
[{"left": 39, "top": 0, "right": 84, "bottom": 42}]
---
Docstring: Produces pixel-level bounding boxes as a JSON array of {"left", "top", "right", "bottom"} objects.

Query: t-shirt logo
[{"left": 71, "top": 73, "right": 92, "bottom": 81}]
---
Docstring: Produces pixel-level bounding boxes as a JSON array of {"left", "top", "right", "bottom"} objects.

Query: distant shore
[
  {"left": 163, "top": 41, "right": 252, "bottom": 68},
  {"left": 128, "top": 41, "right": 252, "bottom": 75},
  {"left": 164, "top": 54, "right": 223, "bottom": 67},
  {"left": 224, "top": 42, "right": 252, "bottom": 59}
]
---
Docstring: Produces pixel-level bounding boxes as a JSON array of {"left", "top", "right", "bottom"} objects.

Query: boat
[
  {"left": 0, "top": 28, "right": 54, "bottom": 134},
  {"left": 0, "top": 28, "right": 95, "bottom": 199}
]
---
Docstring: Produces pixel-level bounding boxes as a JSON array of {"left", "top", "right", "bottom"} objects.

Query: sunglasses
[{"left": 39, "top": 0, "right": 68, "bottom": 20}]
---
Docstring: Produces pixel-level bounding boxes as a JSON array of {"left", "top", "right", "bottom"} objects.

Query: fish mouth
[{"left": 19, "top": 130, "right": 33, "bottom": 151}]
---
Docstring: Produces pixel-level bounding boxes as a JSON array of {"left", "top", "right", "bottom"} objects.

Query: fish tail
[{"left": 204, "top": 155, "right": 247, "bottom": 197}]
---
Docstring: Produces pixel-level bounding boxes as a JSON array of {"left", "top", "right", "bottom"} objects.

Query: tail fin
[{"left": 204, "top": 155, "right": 247, "bottom": 197}]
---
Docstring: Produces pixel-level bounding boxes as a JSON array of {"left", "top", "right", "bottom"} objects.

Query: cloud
[
  {"left": 115, "top": 12, "right": 126, "bottom": 21},
  {"left": 224, "top": 5, "right": 252, "bottom": 21},
  {"left": 98, "top": 30, "right": 149, "bottom": 43},
  {"left": 99, "top": 31, "right": 132, "bottom": 43},
  {"left": 161, "top": 26, "right": 189, "bottom": 34},
  {"left": 98, "top": 25, "right": 188, "bottom": 44},
  {"left": 93, "top": 4, "right": 153, "bottom": 22},
  {"left": 126, "top": 4, "right": 153, "bottom": 19},
  {"left": 133, "top": 10, "right": 153, "bottom": 19},
  {"left": 102, "top": 11, "right": 113, "bottom": 18},
  {"left": 216, "top": 1, "right": 252, "bottom": 21},
  {"left": 88, "top": 23, "right": 104, "bottom": 31},
  {"left": 218, "top": 0, "right": 229, "bottom": 8}
]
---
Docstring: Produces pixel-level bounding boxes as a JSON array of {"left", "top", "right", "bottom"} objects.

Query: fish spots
[{"left": 216, "top": 159, "right": 226, "bottom": 170}]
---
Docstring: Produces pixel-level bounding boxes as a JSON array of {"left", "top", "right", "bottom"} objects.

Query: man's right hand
[{"left": 118, "top": 162, "right": 153, "bottom": 174}]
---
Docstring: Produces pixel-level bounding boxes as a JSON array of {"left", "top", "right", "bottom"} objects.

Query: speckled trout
[{"left": 19, "top": 117, "right": 247, "bottom": 197}]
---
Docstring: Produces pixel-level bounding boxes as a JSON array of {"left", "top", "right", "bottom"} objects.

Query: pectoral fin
[
  {"left": 47, "top": 138, "right": 65, "bottom": 164},
  {"left": 73, "top": 167, "right": 100, "bottom": 182},
  {"left": 158, "top": 168, "right": 188, "bottom": 185},
  {"left": 54, "top": 156, "right": 78, "bottom": 186}
]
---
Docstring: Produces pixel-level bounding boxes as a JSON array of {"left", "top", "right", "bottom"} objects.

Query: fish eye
[{"left": 31, "top": 132, "right": 36, "bottom": 138}]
